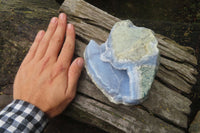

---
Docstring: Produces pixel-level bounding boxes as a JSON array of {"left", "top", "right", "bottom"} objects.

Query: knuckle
[
  {"left": 52, "top": 64, "right": 66, "bottom": 78},
  {"left": 49, "top": 17, "right": 58, "bottom": 28},
  {"left": 42, "top": 56, "right": 50, "bottom": 64},
  {"left": 59, "top": 20, "right": 66, "bottom": 27},
  {"left": 69, "top": 67, "right": 77, "bottom": 75},
  {"left": 70, "top": 65, "right": 80, "bottom": 75},
  {"left": 56, "top": 64, "right": 66, "bottom": 73},
  {"left": 49, "top": 24, "right": 56, "bottom": 30},
  {"left": 52, "top": 36, "right": 62, "bottom": 44},
  {"left": 64, "top": 41, "right": 74, "bottom": 50},
  {"left": 38, "top": 39, "right": 46, "bottom": 47},
  {"left": 39, "top": 56, "right": 51, "bottom": 73},
  {"left": 67, "top": 93, "right": 75, "bottom": 101}
]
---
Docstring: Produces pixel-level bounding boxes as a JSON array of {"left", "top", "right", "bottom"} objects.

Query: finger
[
  {"left": 45, "top": 13, "right": 67, "bottom": 59},
  {"left": 57, "top": 24, "right": 75, "bottom": 69},
  {"left": 34, "top": 17, "right": 58, "bottom": 61},
  {"left": 66, "top": 57, "right": 84, "bottom": 97},
  {"left": 22, "top": 30, "right": 45, "bottom": 64}
]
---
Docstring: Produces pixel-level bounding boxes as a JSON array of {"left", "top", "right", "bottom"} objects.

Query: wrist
[{"left": 0, "top": 100, "right": 48, "bottom": 132}]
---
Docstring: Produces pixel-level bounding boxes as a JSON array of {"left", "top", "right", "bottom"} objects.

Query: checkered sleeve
[{"left": 0, "top": 100, "right": 48, "bottom": 133}]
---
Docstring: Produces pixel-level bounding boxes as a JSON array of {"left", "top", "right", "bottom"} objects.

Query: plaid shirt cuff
[{"left": 0, "top": 100, "right": 48, "bottom": 133}]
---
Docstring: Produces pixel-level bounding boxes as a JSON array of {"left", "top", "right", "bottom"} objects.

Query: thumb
[{"left": 66, "top": 57, "right": 84, "bottom": 98}]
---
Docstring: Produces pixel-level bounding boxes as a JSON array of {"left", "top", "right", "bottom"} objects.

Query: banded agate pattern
[{"left": 84, "top": 20, "right": 159, "bottom": 105}]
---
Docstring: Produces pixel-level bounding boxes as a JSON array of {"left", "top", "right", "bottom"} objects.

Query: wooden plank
[
  {"left": 156, "top": 34, "right": 197, "bottom": 66},
  {"left": 77, "top": 68, "right": 190, "bottom": 128},
  {"left": 150, "top": 80, "right": 191, "bottom": 115},
  {"left": 65, "top": 104, "right": 124, "bottom": 133},
  {"left": 60, "top": 0, "right": 198, "bottom": 131},
  {"left": 60, "top": 0, "right": 197, "bottom": 66},
  {"left": 73, "top": 25, "right": 195, "bottom": 95},
  {"left": 64, "top": 94, "right": 184, "bottom": 133},
  {"left": 75, "top": 36, "right": 195, "bottom": 95},
  {"left": 76, "top": 41, "right": 191, "bottom": 127},
  {"left": 159, "top": 57, "right": 197, "bottom": 84},
  {"left": 142, "top": 80, "right": 190, "bottom": 128},
  {"left": 156, "top": 66, "right": 192, "bottom": 94},
  {"left": 60, "top": 0, "right": 197, "bottom": 95},
  {"left": 75, "top": 41, "right": 192, "bottom": 117}
]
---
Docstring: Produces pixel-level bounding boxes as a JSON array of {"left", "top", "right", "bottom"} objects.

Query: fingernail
[
  {"left": 68, "top": 23, "right": 73, "bottom": 29},
  {"left": 38, "top": 30, "right": 45, "bottom": 37},
  {"left": 38, "top": 30, "right": 43, "bottom": 35},
  {"left": 59, "top": 13, "right": 66, "bottom": 20},
  {"left": 51, "top": 17, "right": 57, "bottom": 23},
  {"left": 77, "top": 59, "right": 84, "bottom": 67}
]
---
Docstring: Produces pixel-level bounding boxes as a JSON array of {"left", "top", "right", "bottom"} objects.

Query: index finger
[{"left": 57, "top": 24, "right": 75, "bottom": 69}]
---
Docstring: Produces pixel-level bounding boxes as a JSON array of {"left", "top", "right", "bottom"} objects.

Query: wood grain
[
  {"left": 64, "top": 94, "right": 184, "bottom": 133},
  {"left": 0, "top": 0, "right": 197, "bottom": 132},
  {"left": 60, "top": 0, "right": 198, "bottom": 132}
]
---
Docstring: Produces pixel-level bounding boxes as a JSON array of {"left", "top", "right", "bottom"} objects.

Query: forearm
[{"left": 0, "top": 100, "right": 48, "bottom": 133}]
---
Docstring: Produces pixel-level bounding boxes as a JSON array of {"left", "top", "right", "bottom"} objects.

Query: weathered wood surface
[
  {"left": 0, "top": 0, "right": 198, "bottom": 132},
  {"left": 60, "top": 0, "right": 198, "bottom": 132}
]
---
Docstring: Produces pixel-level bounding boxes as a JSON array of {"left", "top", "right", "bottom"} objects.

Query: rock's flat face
[{"left": 84, "top": 20, "right": 159, "bottom": 105}]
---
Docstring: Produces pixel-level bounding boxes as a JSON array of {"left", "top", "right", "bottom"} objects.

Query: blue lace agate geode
[{"left": 84, "top": 20, "right": 159, "bottom": 105}]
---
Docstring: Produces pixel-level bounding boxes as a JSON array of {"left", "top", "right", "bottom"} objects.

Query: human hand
[{"left": 13, "top": 13, "right": 84, "bottom": 118}]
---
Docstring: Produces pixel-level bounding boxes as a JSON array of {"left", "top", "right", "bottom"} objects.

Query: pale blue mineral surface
[{"left": 84, "top": 20, "right": 159, "bottom": 105}]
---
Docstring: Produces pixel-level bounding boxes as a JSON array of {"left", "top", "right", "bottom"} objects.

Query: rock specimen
[{"left": 84, "top": 20, "right": 159, "bottom": 105}]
